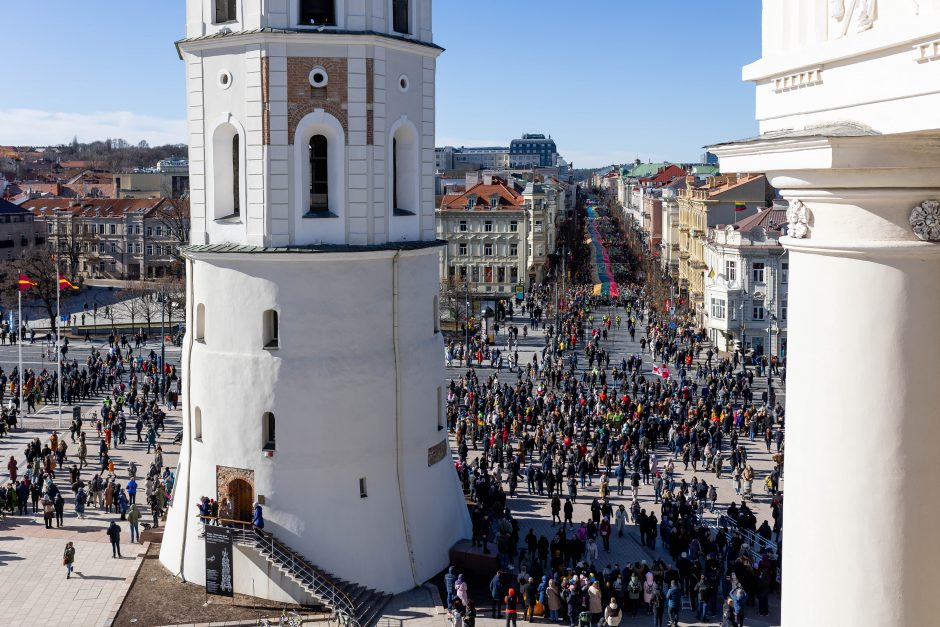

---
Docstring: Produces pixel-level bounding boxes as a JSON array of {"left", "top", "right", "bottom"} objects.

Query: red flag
[
  {"left": 17, "top": 274, "right": 35, "bottom": 292},
  {"left": 58, "top": 274, "right": 78, "bottom": 290}
]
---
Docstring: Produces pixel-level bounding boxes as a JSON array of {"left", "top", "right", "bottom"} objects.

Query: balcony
[
  {"left": 678, "top": 225, "right": 690, "bottom": 232},
  {"left": 679, "top": 251, "right": 691, "bottom": 259},
  {"left": 691, "top": 260, "right": 707, "bottom": 270}
]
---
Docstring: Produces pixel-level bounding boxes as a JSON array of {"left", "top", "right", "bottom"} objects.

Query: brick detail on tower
[
  {"left": 286, "top": 57, "right": 348, "bottom": 142},
  {"left": 261, "top": 57, "right": 271, "bottom": 146}
]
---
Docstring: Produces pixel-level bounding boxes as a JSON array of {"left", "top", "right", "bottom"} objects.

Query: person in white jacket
[{"left": 604, "top": 600, "right": 622, "bottom": 627}]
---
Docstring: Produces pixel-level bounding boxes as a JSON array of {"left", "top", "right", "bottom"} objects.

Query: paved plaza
[
  {"left": 443, "top": 306, "right": 784, "bottom": 627},
  {"left": 0, "top": 337, "right": 182, "bottom": 627}
]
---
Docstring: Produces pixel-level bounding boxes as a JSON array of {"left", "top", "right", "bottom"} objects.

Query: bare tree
[
  {"left": 132, "top": 282, "right": 162, "bottom": 332},
  {"left": 439, "top": 277, "right": 471, "bottom": 333},
  {"left": 6, "top": 251, "right": 66, "bottom": 328},
  {"left": 153, "top": 199, "right": 190, "bottom": 278},
  {"left": 160, "top": 275, "right": 186, "bottom": 326},
  {"left": 52, "top": 216, "right": 90, "bottom": 283},
  {"left": 115, "top": 294, "right": 144, "bottom": 332}
]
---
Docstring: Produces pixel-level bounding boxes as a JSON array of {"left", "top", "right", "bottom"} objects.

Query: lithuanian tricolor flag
[{"left": 735, "top": 202, "right": 747, "bottom": 212}]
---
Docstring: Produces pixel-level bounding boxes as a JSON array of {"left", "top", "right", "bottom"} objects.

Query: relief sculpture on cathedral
[{"left": 830, "top": 0, "right": 877, "bottom": 37}]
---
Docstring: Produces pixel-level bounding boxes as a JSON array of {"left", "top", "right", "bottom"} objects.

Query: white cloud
[{"left": 0, "top": 108, "right": 186, "bottom": 147}]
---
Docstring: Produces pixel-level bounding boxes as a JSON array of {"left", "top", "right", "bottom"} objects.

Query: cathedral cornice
[{"left": 176, "top": 27, "right": 444, "bottom": 59}]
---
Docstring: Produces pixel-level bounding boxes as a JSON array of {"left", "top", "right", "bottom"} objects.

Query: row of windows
[
  {"left": 214, "top": 0, "right": 411, "bottom": 34},
  {"left": 193, "top": 407, "right": 276, "bottom": 451},
  {"left": 709, "top": 298, "right": 788, "bottom": 321},
  {"left": 193, "top": 298, "right": 439, "bottom": 348},
  {"left": 55, "top": 241, "right": 176, "bottom": 256},
  {"left": 457, "top": 242, "right": 519, "bottom": 257},
  {"left": 454, "top": 219, "right": 541, "bottom": 233},
  {"left": 194, "top": 305, "right": 279, "bottom": 349},
  {"left": 450, "top": 266, "right": 519, "bottom": 284},
  {"left": 213, "top": 118, "right": 418, "bottom": 224},
  {"left": 721, "top": 260, "right": 789, "bottom": 284},
  {"left": 48, "top": 223, "right": 167, "bottom": 237},
  {"left": 457, "top": 220, "right": 519, "bottom": 233}
]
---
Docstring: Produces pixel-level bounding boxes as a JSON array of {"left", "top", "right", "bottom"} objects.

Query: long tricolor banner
[{"left": 586, "top": 207, "right": 619, "bottom": 298}]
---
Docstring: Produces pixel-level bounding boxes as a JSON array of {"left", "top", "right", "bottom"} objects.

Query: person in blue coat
[
  {"left": 665, "top": 581, "right": 682, "bottom": 626},
  {"left": 252, "top": 502, "right": 264, "bottom": 534},
  {"left": 444, "top": 566, "right": 457, "bottom": 609}
]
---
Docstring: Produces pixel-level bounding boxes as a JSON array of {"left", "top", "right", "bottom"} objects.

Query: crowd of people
[
  {"left": 444, "top": 202, "right": 785, "bottom": 626},
  {"left": 0, "top": 332, "right": 180, "bottom": 578}
]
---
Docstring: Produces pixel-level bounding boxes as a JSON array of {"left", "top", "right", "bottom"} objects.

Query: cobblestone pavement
[
  {"left": 444, "top": 306, "right": 783, "bottom": 627},
  {"left": 0, "top": 338, "right": 182, "bottom": 627}
]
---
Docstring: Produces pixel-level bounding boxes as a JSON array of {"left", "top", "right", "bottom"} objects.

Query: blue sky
[{"left": 1, "top": 1, "right": 761, "bottom": 167}]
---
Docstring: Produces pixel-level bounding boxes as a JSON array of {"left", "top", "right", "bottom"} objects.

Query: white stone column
[
  {"left": 714, "top": 130, "right": 940, "bottom": 625},
  {"left": 771, "top": 155, "right": 940, "bottom": 625}
]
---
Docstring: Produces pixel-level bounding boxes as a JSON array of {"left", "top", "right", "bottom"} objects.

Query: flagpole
[
  {"left": 56, "top": 274, "right": 62, "bottom": 430},
  {"left": 18, "top": 289, "right": 23, "bottom": 422}
]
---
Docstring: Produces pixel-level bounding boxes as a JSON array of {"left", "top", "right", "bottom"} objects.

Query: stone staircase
[{"left": 227, "top": 527, "right": 393, "bottom": 627}]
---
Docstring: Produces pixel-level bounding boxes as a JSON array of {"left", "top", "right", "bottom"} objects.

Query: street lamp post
[
  {"left": 464, "top": 280, "right": 470, "bottom": 353},
  {"left": 739, "top": 290, "right": 748, "bottom": 368}
]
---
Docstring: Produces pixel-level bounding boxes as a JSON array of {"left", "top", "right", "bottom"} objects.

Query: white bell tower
[{"left": 161, "top": 0, "right": 471, "bottom": 601}]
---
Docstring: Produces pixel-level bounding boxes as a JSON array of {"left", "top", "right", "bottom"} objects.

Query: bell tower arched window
[
  {"left": 300, "top": 0, "right": 336, "bottom": 26},
  {"left": 214, "top": 0, "right": 236, "bottom": 23},
  {"left": 391, "top": 122, "right": 418, "bottom": 216},
  {"left": 263, "top": 412, "right": 276, "bottom": 451},
  {"left": 392, "top": 137, "right": 399, "bottom": 212},
  {"left": 231, "top": 134, "right": 240, "bottom": 217},
  {"left": 212, "top": 122, "right": 242, "bottom": 220},
  {"left": 309, "top": 135, "right": 329, "bottom": 213},
  {"left": 392, "top": 0, "right": 410, "bottom": 34}
]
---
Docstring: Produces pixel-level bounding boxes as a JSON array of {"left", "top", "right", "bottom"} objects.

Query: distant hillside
[{"left": 25, "top": 138, "right": 187, "bottom": 171}]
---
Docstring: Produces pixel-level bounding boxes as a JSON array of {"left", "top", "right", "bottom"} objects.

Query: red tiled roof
[
  {"left": 639, "top": 164, "right": 687, "bottom": 186},
  {"left": 440, "top": 178, "right": 525, "bottom": 211},
  {"left": 733, "top": 208, "right": 787, "bottom": 233},
  {"left": 21, "top": 198, "right": 170, "bottom": 218}
]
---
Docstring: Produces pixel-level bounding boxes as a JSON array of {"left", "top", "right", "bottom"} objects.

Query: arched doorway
[{"left": 228, "top": 479, "right": 253, "bottom": 523}]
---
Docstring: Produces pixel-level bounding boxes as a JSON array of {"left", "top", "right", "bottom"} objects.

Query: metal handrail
[
  {"left": 707, "top": 514, "right": 777, "bottom": 563},
  {"left": 197, "top": 517, "right": 360, "bottom": 627}
]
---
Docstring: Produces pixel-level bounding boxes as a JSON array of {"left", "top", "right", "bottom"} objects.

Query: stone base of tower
[{"left": 160, "top": 242, "right": 472, "bottom": 599}]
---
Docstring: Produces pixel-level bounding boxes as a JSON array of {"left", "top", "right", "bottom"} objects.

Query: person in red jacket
[{"left": 504, "top": 587, "right": 519, "bottom": 627}]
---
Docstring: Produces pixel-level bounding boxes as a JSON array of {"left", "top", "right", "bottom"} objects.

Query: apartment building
[
  {"left": 437, "top": 176, "right": 527, "bottom": 296},
  {"left": 676, "top": 173, "right": 774, "bottom": 321},
  {"left": 0, "top": 198, "right": 45, "bottom": 260},
  {"left": 702, "top": 205, "right": 789, "bottom": 357},
  {"left": 22, "top": 198, "right": 189, "bottom": 280}
]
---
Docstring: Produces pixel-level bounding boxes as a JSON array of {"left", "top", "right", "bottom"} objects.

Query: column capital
[{"left": 711, "top": 128, "right": 940, "bottom": 244}]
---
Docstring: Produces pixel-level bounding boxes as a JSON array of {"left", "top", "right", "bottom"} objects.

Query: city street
[
  {"left": 441, "top": 201, "right": 783, "bottom": 626},
  {"left": 445, "top": 306, "right": 783, "bottom": 626}
]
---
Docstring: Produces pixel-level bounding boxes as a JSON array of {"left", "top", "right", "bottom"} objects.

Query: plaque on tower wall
[
  {"left": 205, "top": 525, "right": 234, "bottom": 597},
  {"left": 428, "top": 440, "right": 448, "bottom": 466}
]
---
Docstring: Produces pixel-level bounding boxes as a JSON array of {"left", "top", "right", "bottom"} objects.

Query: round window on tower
[
  {"left": 217, "top": 70, "right": 233, "bottom": 90},
  {"left": 309, "top": 67, "right": 329, "bottom": 88},
  {"left": 398, "top": 75, "right": 410, "bottom": 92}
]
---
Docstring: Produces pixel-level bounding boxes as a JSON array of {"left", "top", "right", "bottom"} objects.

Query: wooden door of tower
[{"left": 228, "top": 479, "right": 253, "bottom": 522}]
